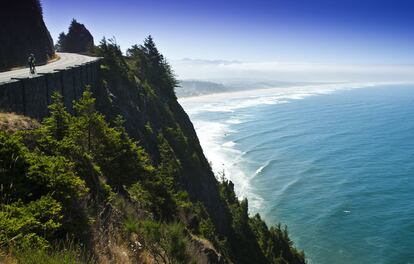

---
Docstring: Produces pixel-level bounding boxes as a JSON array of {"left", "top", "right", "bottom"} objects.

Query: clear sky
[{"left": 42, "top": 0, "right": 414, "bottom": 65}]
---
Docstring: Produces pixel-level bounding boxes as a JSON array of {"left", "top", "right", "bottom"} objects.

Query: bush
[
  {"left": 137, "top": 220, "right": 193, "bottom": 264},
  {"left": 0, "top": 196, "right": 62, "bottom": 249}
]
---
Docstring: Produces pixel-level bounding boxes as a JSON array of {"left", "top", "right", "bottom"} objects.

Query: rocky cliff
[
  {"left": 90, "top": 38, "right": 305, "bottom": 263},
  {"left": 0, "top": 0, "right": 54, "bottom": 71},
  {"left": 56, "top": 19, "right": 94, "bottom": 53}
]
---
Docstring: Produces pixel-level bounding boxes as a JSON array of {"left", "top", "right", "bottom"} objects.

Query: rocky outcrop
[
  {"left": 191, "top": 237, "right": 227, "bottom": 264},
  {"left": 0, "top": 0, "right": 55, "bottom": 71},
  {"left": 56, "top": 19, "right": 94, "bottom": 53}
]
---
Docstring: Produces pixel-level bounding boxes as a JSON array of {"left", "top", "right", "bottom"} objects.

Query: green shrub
[
  {"left": 26, "top": 154, "right": 87, "bottom": 201},
  {"left": 198, "top": 217, "right": 217, "bottom": 244},
  {"left": 128, "top": 182, "right": 153, "bottom": 208},
  {"left": 123, "top": 216, "right": 139, "bottom": 235},
  {"left": 137, "top": 220, "right": 193, "bottom": 264},
  {"left": 0, "top": 196, "right": 62, "bottom": 249}
]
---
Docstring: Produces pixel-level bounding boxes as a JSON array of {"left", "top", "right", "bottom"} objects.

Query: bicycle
[
  {"left": 28, "top": 54, "right": 36, "bottom": 77},
  {"left": 29, "top": 65, "right": 37, "bottom": 77}
]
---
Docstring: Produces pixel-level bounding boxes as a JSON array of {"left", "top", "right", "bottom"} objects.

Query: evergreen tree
[
  {"left": 55, "top": 32, "right": 66, "bottom": 52},
  {"left": 128, "top": 35, "right": 178, "bottom": 99},
  {"left": 58, "top": 19, "right": 94, "bottom": 53},
  {"left": 43, "top": 92, "right": 71, "bottom": 141},
  {"left": 141, "top": 35, "right": 163, "bottom": 67},
  {"left": 73, "top": 87, "right": 97, "bottom": 152}
]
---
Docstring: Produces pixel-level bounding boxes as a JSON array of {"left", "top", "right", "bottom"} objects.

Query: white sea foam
[
  {"left": 179, "top": 81, "right": 388, "bottom": 115},
  {"left": 253, "top": 159, "right": 272, "bottom": 178},
  {"left": 226, "top": 118, "right": 242, "bottom": 124},
  {"left": 255, "top": 164, "right": 266, "bottom": 175},
  {"left": 193, "top": 119, "right": 264, "bottom": 210},
  {"left": 222, "top": 141, "right": 236, "bottom": 147}
]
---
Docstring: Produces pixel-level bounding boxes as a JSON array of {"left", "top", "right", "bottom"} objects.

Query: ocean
[{"left": 179, "top": 83, "right": 414, "bottom": 264}]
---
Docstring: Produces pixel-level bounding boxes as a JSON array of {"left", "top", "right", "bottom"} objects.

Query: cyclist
[{"left": 28, "top": 54, "right": 36, "bottom": 74}]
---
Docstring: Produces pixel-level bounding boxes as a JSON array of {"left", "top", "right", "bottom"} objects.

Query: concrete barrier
[{"left": 0, "top": 59, "right": 101, "bottom": 119}]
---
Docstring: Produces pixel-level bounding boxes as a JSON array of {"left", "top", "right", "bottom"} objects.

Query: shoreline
[
  {"left": 178, "top": 80, "right": 409, "bottom": 104},
  {"left": 179, "top": 80, "right": 414, "bottom": 206}
]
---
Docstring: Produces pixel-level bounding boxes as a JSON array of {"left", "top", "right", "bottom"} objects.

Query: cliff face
[
  {"left": 92, "top": 39, "right": 305, "bottom": 263},
  {"left": 0, "top": 0, "right": 55, "bottom": 71},
  {"left": 95, "top": 51, "right": 231, "bottom": 235}
]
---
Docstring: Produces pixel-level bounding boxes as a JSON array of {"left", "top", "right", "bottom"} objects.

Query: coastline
[
  {"left": 177, "top": 81, "right": 386, "bottom": 208},
  {"left": 178, "top": 80, "right": 409, "bottom": 104},
  {"left": 179, "top": 82, "right": 414, "bottom": 264}
]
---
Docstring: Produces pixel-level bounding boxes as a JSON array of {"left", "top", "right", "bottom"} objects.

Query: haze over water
[{"left": 180, "top": 83, "right": 414, "bottom": 264}]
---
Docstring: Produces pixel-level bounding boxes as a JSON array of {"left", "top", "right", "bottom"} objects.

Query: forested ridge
[{"left": 0, "top": 17, "right": 305, "bottom": 264}]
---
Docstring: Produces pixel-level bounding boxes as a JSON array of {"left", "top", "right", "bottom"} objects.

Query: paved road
[{"left": 0, "top": 53, "right": 99, "bottom": 84}]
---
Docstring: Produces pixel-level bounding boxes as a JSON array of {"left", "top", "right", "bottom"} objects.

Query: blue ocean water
[{"left": 180, "top": 83, "right": 414, "bottom": 264}]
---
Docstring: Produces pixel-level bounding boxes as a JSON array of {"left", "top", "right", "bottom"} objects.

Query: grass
[
  {"left": 0, "top": 240, "right": 94, "bottom": 264},
  {"left": 0, "top": 112, "right": 39, "bottom": 133}
]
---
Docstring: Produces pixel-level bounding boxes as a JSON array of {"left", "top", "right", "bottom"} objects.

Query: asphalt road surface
[{"left": 0, "top": 53, "right": 99, "bottom": 84}]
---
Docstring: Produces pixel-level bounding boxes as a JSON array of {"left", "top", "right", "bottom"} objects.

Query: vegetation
[
  {"left": 0, "top": 240, "right": 94, "bottom": 264},
  {"left": 55, "top": 19, "right": 94, "bottom": 53},
  {"left": 127, "top": 220, "right": 194, "bottom": 264},
  {"left": 0, "top": 33, "right": 305, "bottom": 263}
]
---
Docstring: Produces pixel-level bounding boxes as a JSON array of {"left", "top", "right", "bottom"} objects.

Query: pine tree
[
  {"left": 43, "top": 92, "right": 71, "bottom": 140},
  {"left": 138, "top": 36, "right": 178, "bottom": 99},
  {"left": 58, "top": 19, "right": 94, "bottom": 53},
  {"left": 73, "top": 86, "right": 99, "bottom": 152},
  {"left": 142, "top": 35, "right": 163, "bottom": 66},
  {"left": 55, "top": 32, "right": 67, "bottom": 51}
]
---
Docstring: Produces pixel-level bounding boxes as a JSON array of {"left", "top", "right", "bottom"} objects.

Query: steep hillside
[
  {"left": 0, "top": 28, "right": 305, "bottom": 264},
  {"left": 0, "top": 0, "right": 54, "bottom": 71},
  {"left": 0, "top": 113, "right": 40, "bottom": 133}
]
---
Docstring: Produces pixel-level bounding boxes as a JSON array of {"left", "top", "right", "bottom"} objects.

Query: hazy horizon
[{"left": 171, "top": 59, "right": 414, "bottom": 83}]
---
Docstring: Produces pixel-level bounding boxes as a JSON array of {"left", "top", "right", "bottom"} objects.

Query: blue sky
[{"left": 42, "top": 0, "right": 414, "bottom": 64}]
